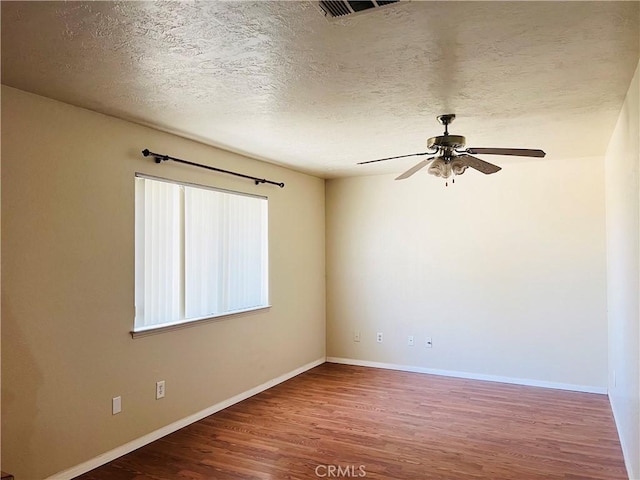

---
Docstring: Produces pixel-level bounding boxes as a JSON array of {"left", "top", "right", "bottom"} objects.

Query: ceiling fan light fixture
[
  {"left": 450, "top": 158, "right": 468, "bottom": 176},
  {"left": 427, "top": 158, "right": 450, "bottom": 178},
  {"left": 428, "top": 157, "right": 467, "bottom": 179}
]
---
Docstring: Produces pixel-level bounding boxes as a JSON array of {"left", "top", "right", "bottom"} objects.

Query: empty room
[{"left": 1, "top": 1, "right": 639, "bottom": 479}]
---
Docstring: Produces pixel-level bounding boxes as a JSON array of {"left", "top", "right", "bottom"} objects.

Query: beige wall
[
  {"left": 1, "top": 86, "right": 326, "bottom": 479},
  {"left": 326, "top": 153, "right": 607, "bottom": 389},
  {"left": 605, "top": 61, "right": 640, "bottom": 480}
]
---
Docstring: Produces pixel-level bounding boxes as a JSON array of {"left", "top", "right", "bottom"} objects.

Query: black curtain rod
[{"left": 142, "top": 149, "right": 285, "bottom": 188}]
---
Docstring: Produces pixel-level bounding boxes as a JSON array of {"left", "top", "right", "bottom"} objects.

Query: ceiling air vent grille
[{"left": 319, "top": 0, "right": 399, "bottom": 18}]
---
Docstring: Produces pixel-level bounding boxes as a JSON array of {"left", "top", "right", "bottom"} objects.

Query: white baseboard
[
  {"left": 326, "top": 357, "right": 607, "bottom": 394},
  {"left": 608, "top": 392, "right": 637, "bottom": 480},
  {"left": 46, "top": 357, "right": 326, "bottom": 480}
]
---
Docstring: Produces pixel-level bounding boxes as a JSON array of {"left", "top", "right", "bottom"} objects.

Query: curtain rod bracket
[{"left": 141, "top": 149, "right": 285, "bottom": 188}]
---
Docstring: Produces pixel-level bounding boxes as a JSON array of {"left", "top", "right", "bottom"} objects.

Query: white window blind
[{"left": 134, "top": 175, "right": 268, "bottom": 332}]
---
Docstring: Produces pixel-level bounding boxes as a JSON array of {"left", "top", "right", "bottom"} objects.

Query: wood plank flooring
[{"left": 76, "top": 363, "right": 627, "bottom": 479}]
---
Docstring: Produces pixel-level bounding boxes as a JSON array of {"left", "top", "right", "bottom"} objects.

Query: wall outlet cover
[{"left": 156, "top": 380, "right": 166, "bottom": 399}]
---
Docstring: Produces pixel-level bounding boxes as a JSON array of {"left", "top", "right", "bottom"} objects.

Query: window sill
[{"left": 130, "top": 305, "right": 272, "bottom": 338}]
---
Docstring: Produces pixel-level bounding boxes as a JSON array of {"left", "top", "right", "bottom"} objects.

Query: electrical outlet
[
  {"left": 156, "top": 380, "right": 165, "bottom": 399},
  {"left": 408, "top": 335, "right": 415, "bottom": 346},
  {"left": 112, "top": 396, "right": 122, "bottom": 415},
  {"left": 354, "top": 331, "right": 361, "bottom": 342},
  {"left": 425, "top": 337, "right": 433, "bottom": 348},
  {"left": 376, "top": 332, "right": 383, "bottom": 343}
]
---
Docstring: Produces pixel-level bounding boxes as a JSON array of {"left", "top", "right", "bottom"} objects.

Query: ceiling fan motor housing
[{"left": 427, "top": 134, "right": 466, "bottom": 150}]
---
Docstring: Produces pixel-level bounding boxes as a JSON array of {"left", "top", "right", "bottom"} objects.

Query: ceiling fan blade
[
  {"left": 395, "top": 158, "right": 434, "bottom": 180},
  {"left": 465, "top": 147, "right": 546, "bottom": 158},
  {"left": 457, "top": 154, "right": 501, "bottom": 175},
  {"left": 358, "top": 151, "right": 433, "bottom": 165}
]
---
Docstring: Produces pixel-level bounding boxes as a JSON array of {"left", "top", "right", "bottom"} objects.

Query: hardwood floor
[{"left": 76, "top": 363, "right": 627, "bottom": 479}]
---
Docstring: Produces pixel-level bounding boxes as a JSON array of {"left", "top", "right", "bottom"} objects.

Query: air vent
[{"left": 319, "top": 0, "right": 400, "bottom": 18}]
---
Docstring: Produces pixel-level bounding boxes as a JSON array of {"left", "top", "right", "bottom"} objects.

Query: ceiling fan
[{"left": 358, "top": 114, "right": 546, "bottom": 186}]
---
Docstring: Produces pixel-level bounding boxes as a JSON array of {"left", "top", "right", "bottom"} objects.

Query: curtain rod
[{"left": 142, "top": 149, "right": 285, "bottom": 188}]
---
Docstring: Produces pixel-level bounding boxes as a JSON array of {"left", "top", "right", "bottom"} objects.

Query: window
[{"left": 134, "top": 175, "right": 269, "bottom": 333}]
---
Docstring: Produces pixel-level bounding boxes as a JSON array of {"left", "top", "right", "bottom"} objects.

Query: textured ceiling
[{"left": 2, "top": 1, "right": 639, "bottom": 178}]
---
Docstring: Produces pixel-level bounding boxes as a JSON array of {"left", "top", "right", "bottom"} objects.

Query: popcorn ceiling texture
[{"left": 2, "top": 1, "right": 638, "bottom": 177}]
